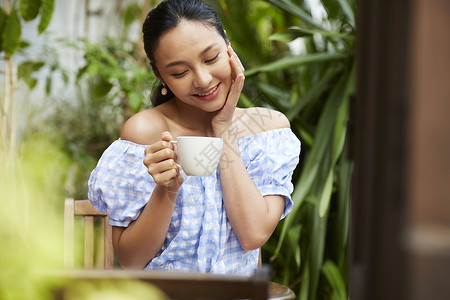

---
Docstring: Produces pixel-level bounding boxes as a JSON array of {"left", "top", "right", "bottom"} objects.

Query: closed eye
[
  {"left": 172, "top": 70, "right": 188, "bottom": 78},
  {"left": 205, "top": 53, "right": 219, "bottom": 64}
]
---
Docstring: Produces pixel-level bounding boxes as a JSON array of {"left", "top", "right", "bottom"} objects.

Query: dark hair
[{"left": 143, "top": 0, "right": 229, "bottom": 107}]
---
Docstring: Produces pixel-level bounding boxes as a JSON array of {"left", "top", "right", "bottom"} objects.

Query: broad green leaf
[
  {"left": 273, "top": 74, "right": 348, "bottom": 259},
  {"left": 333, "top": 65, "right": 355, "bottom": 161},
  {"left": 333, "top": 101, "right": 349, "bottom": 164},
  {"left": 128, "top": 91, "right": 144, "bottom": 113},
  {"left": 20, "top": 0, "right": 42, "bottom": 21},
  {"left": 18, "top": 61, "right": 45, "bottom": 76},
  {"left": 318, "top": 169, "right": 334, "bottom": 217},
  {"left": 318, "top": 69, "right": 354, "bottom": 217},
  {"left": 309, "top": 208, "right": 328, "bottom": 300},
  {"left": 38, "top": 0, "right": 54, "bottom": 34},
  {"left": 286, "top": 66, "right": 339, "bottom": 120},
  {"left": 269, "top": 27, "right": 352, "bottom": 43},
  {"left": 45, "top": 76, "right": 52, "bottom": 94},
  {"left": 299, "top": 261, "right": 310, "bottom": 300},
  {"left": 86, "top": 63, "right": 100, "bottom": 77},
  {"left": 322, "top": 260, "right": 347, "bottom": 300},
  {"left": 245, "top": 53, "right": 348, "bottom": 76},
  {"left": 61, "top": 70, "right": 69, "bottom": 84},
  {"left": 3, "top": 9, "right": 21, "bottom": 57},
  {"left": 297, "top": 126, "right": 313, "bottom": 147},
  {"left": 18, "top": 61, "right": 45, "bottom": 89},
  {"left": 271, "top": 163, "right": 318, "bottom": 259},
  {"left": 336, "top": 148, "right": 352, "bottom": 253},
  {"left": 306, "top": 194, "right": 318, "bottom": 205},
  {"left": 320, "top": 0, "right": 343, "bottom": 21},
  {"left": 289, "top": 83, "right": 299, "bottom": 106},
  {"left": 254, "top": 82, "right": 291, "bottom": 110},
  {"left": 265, "top": 0, "right": 325, "bottom": 30},
  {"left": 24, "top": 77, "right": 38, "bottom": 89},
  {"left": 238, "top": 93, "right": 256, "bottom": 108},
  {"left": 337, "top": 0, "right": 355, "bottom": 28},
  {"left": 269, "top": 28, "right": 310, "bottom": 43},
  {"left": 122, "top": 2, "right": 140, "bottom": 27},
  {"left": 90, "top": 77, "right": 113, "bottom": 98},
  {"left": 297, "top": 74, "right": 347, "bottom": 192},
  {"left": 0, "top": 7, "right": 6, "bottom": 52},
  {"left": 287, "top": 224, "right": 302, "bottom": 268},
  {"left": 18, "top": 40, "right": 30, "bottom": 49},
  {"left": 76, "top": 65, "right": 88, "bottom": 82}
]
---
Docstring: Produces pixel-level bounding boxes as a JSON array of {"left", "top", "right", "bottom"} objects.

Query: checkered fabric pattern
[{"left": 88, "top": 128, "right": 301, "bottom": 275}]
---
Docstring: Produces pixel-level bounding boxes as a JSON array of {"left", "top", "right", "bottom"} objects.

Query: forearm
[
  {"left": 218, "top": 137, "right": 284, "bottom": 250},
  {"left": 112, "top": 184, "right": 177, "bottom": 269}
]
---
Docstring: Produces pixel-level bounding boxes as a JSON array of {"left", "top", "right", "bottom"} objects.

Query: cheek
[
  {"left": 217, "top": 60, "right": 232, "bottom": 80},
  {"left": 163, "top": 79, "right": 185, "bottom": 98}
]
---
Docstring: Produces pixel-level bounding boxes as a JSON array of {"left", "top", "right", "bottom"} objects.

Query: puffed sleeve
[
  {"left": 88, "top": 139, "right": 155, "bottom": 227},
  {"left": 239, "top": 129, "right": 301, "bottom": 219}
]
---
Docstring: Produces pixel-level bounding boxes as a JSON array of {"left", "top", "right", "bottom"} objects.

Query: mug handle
[{"left": 169, "top": 140, "right": 183, "bottom": 171}]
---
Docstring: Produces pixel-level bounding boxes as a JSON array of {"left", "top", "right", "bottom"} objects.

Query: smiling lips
[{"left": 195, "top": 83, "right": 221, "bottom": 100}]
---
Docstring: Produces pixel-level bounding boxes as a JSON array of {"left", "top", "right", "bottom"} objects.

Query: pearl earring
[{"left": 161, "top": 84, "right": 168, "bottom": 96}]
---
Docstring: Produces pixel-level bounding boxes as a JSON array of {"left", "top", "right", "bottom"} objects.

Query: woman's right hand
[
  {"left": 116, "top": 131, "right": 182, "bottom": 269},
  {"left": 144, "top": 131, "right": 183, "bottom": 191}
]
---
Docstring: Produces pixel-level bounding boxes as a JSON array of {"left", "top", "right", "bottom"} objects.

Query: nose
[{"left": 193, "top": 67, "right": 213, "bottom": 90}]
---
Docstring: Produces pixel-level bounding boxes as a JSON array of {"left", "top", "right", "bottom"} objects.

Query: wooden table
[
  {"left": 40, "top": 268, "right": 294, "bottom": 299},
  {"left": 43, "top": 268, "right": 267, "bottom": 299}
]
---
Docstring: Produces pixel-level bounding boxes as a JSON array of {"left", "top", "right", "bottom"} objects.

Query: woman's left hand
[{"left": 212, "top": 45, "right": 245, "bottom": 135}]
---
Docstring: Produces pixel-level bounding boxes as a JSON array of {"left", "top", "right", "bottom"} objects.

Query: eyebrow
[{"left": 164, "top": 43, "right": 219, "bottom": 69}]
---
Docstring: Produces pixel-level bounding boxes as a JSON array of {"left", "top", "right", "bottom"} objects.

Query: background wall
[
  {"left": 351, "top": 0, "right": 450, "bottom": 299},
  {"left": 408, "top": 0, "right": 450, "bottom": 298}
]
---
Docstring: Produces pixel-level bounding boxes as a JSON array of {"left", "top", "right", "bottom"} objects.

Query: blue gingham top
[{"left": 88, "top": 128, "right": 301, "bottom": 275}]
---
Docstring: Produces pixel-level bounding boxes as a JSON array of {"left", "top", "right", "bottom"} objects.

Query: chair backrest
[{"left": 64, "top": 198, "right": 114, "bottom": 269}]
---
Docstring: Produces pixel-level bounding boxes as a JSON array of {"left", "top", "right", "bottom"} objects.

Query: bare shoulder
[
  {"left": 235, "top": 107, "right": 290, "bottom": 137},
  {"left": 120, "top": 108, "right": 168, "bottom": 145}
]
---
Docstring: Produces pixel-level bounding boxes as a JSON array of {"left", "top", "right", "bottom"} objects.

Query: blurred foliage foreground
[
  {"left": 0, "top": 142, "right": 167, "bottom": 300},
  {"left": 1, "top": 0, "right": 355, "bottom": 299}
]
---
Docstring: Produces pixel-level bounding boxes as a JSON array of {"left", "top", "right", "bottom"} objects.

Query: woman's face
[{"left": 154, "top": 20, "right": 231, "bottom": 112}]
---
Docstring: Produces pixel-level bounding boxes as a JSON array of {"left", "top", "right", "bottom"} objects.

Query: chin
[{"left": 207, "top": 97, "right": 228, "bottom": 112}]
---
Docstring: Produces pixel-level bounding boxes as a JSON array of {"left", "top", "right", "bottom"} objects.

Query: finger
[
  {"left": 228, "top": 46, "right": 245, "bottom": 73},
  {"left": 161, "top": 131, "right": 173, "bottom": 142},
  {"left": 144, "top": 140, "right": 175, "bottom": 156},
  {"left": 144, "top": 147, "right": 177, "bottom": 172},
  {"left": 147, "top": 158, "right": 178, "bottom": 176},
  {"left": 144, "top": 146, "right": 176, "bottom": 165},
  {"left": 152, "top": 168, "right": 179, "bottom": 185},
  {"left": 227, "top": 46, "right": 240, "bottom": 70},
  {"left": 230, "top": 57, "right": 244, "bottom": 82},
  {"left": 229, "top": 73, "right": 245, "bottom": 99}
]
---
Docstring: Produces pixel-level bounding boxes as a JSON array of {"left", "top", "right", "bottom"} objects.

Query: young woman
[{"left": 89, "top": 0, "right": 300, "bottom": 276}]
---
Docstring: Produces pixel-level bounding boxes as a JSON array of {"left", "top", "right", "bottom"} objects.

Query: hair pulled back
[{"left": 143, "top": 0, "right": 229, "bottom": 107}]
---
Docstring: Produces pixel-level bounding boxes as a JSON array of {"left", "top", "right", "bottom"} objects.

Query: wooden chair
[
  {"left": 63, "top": 198, "right": 294, "bottom": 299},
  {"left": 64, "top": 198, "right": 114, "bottom": 269}
]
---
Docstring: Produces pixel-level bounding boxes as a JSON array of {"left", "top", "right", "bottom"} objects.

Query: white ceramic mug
[{"left": 170, "top": 136, "right": 223, "bottom": 176}]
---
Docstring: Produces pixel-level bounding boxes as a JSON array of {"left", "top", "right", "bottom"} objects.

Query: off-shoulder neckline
[{"left": 116, "top": 128, "right": 293, "bottom": 147}]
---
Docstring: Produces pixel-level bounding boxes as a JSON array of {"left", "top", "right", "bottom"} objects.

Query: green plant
[
  {"left": 18, "top": 36, "right": 156, "bottom": 199},
  {"left": 15, "top": 1, "right": 155, "bottom": 199},
  {"left": 0, "top": 0, "right": 55, "bottom": 155},
  {"left": 207, "top": 0, "right": 355, "bottom": 299}
]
